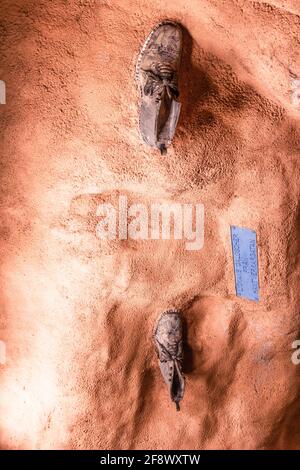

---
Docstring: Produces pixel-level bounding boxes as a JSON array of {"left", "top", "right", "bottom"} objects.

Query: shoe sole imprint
[{"left": 135, "top": 20, "right": 182, "bottom": 147}]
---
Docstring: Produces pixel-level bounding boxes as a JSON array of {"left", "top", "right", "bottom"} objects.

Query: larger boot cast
[{"left": 136, "top": 21, "right": 182, "bottom": 155}]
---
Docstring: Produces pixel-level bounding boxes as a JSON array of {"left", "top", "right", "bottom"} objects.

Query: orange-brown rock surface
[{"left": 0, "top": 0, "right": 300, "bottom": 450}]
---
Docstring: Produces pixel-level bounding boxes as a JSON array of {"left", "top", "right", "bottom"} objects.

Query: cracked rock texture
[{"left": 0, "top": 0, "right": 300, "bottom": 450}]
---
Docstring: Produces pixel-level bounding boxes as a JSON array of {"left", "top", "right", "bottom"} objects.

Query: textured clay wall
[{"left": 0, "top": 0, "right": 300, "bottom": 449}]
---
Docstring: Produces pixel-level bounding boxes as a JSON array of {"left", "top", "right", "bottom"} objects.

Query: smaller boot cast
[{"left": 154, "top": 309, "right": 185, "bottom": 411}]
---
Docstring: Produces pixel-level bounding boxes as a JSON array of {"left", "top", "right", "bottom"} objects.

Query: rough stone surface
[{"left": 0, "top": 0, "right": 299, "bottom": 450}]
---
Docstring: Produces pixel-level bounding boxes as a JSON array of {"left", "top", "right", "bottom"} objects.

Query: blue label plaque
[{"left": 230, "top": 226, "right": 259, "bottom": 302}]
